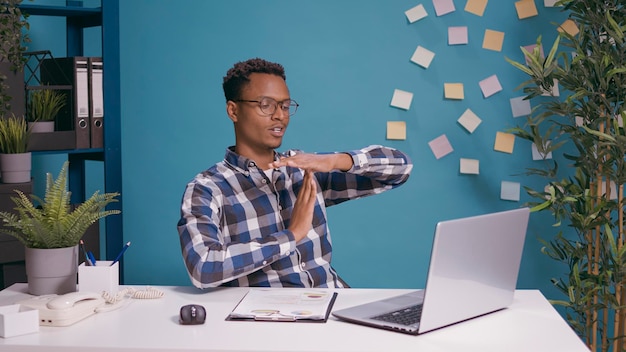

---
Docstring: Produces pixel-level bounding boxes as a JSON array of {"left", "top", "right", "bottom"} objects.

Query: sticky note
[
  {"left": 444, "top": 83, "right": 464, "bottom": 100},
  {"left": 390, "top": 89, "right": 414, "bottom": 110},
  {"left": 410, "top": 45, "right": 436, "bottom": 68},
  {"left": 448, "top": 26, "right": 469, "bottom": 45},
  {"left": 523, "top": 43, "right": 544, "bottom": 64},
  {"left": 460, "top": 158, "right": 480, "bottom": 174},
  {"left": 433, "top": 0, "right": 455, "bottom": 16},
  {"left": 482, "top": 29, "right": 504, "bottom": 51},
  {"left": 465, "top": 0, "right": 488, "bottom": 16},
  {"left": 479, "top": 74, "right": 502, "bottom": 98},
  {"left": 458, "top": 108, "right": 482, "bottom": 133},
  {"left": 510, "top": 96, "right": 531, "bottom": 117},
  {"left": 494, "top": 131, "right": 515, "bottom": 153},
  {"left": 387, "top": 121, "right": 407, "bottom": 140},
  {"left": 544, "top": 0, "right": 560, "bottom": 6},
  {"left": 558, "top": 19, "right": 579, "bottom": 36},
  {"left": 541, "top": 78, "right": 560, "bottom": 97},
  {"left": 428, "top": 134, "right": 454, "bottom": 159},
  {"left": 531, "top": 142, "right": 552, "bottom": 160},
  {"left": 405, "top": 4, "right": 428, "bottom": 23},
  {"left": 501, "top": 181, "right": 521, "bottom": 201},
  {"left": 602, "top": 181, "right": 618, "bottom": 200},
  {"left": 515, "top": 0, "right": 538, "bottom": 19}
]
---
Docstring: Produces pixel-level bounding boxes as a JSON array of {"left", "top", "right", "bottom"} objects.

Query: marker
[
  {"left": 80, "top": 240, "right": 92, "bottom": 266},
  {"left": 111, "top": 241, "right": 131, "bottom": 266}
]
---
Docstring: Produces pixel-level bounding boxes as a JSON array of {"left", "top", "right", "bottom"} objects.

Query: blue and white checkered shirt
[{"left": 177, "top": 145, "right": 412, "bottom": 288}]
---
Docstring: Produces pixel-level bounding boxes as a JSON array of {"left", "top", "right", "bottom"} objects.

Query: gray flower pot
[{"left": 25, "top": 245, "right": 78, "bottom": 295}]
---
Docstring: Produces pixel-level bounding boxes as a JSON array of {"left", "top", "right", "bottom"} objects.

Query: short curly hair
[{"left": 222, "top": 58, "right": 286, "bottom": 102}]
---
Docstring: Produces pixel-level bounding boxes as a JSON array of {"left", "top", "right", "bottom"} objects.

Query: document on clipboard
[{"left": 226, "top": 289, "right": 338, "bottom": 323}]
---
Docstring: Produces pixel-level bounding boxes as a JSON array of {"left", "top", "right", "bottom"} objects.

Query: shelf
[{"left": 19, "top": 4, "right": 102, "bottom": 28}]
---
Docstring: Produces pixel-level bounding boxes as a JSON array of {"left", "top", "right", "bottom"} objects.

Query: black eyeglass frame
[{"left": 233, "top": 97, "right": 299, "bottom": 116}]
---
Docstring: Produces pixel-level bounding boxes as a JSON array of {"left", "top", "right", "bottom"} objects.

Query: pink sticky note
[
  {"left": 448, "top": 26, "right": 468, "bottom": 45},
  {"left": 433, "top": 0, "right": 455, "bottom": 16},
  {"left": 428, "top": 134, "right": 454, "bottom": 159},
  {"left": 479, "top": 74, "right": 502, "bottom": 98}
]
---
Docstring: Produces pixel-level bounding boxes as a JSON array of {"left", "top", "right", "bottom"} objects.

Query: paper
[
  {"left": 458, "top": 108, "right": 482, "bottom": 133},
  {"left": 387, "top": 121, "right": 406, "bottom": 140},
  {"left": 531, "top": 142, "right": 552, "bottom": 160},
  {"left": 444, "top": 83, "right": 464, "bottom": 100},
  {"left": 510, "top": 96, "right": 531, "bottom": 117},
  {"left": 479, "top": 74, "right": 502, "bottom": 98},
  {"left": 429, "top": 134, "right": 454, "bottom": 159},
  {"left": 515, "top": 0, "right": 538, "bottom": 19},
  {"left": 523, "top": 43, "right": 544, "bottom": 64},
  {"left": 541, "top": 78, "right": 560, "bottom": 97},
  {"left": 405, "top": 4, "right": 428, "bottom": 23},
  {"left": 482, "top": 29, "right": 504, "bottom": 51},
  {"left": 494, "top": 131, "right": 515, "bottom": 153},
  {"left": 390, "top": 89, "right": 414, "bottom": 110},
  {"left": 465, "top": 0, "right": 488, "bottom": 16},
  {"left": 460, "top": 158, "right": 480, "bottom": 174},
  {"left": 448, "top": 26, "right": 468, "bottom": 45},
  {"left": 228, "top": 289, "right": 337, "bottom": 322},
  {"left": 544, "top": 0, "right": 560, "bottom": 6},
  {"left": 433, "top": 0, "right": 455, "bottom": 16},
  {"left": 411, "top": 45, "right": 436, "bottom": 68},
  {"left": 501, "top": 181, "right": 521, "bottom": 201},
  {"left": 558, "top": 19, "right": 579, "bottom": 36}
]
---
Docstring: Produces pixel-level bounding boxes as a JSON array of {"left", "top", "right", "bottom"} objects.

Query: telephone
[{"left": 18, "top": 291, "right": 106, "bottom": 327}]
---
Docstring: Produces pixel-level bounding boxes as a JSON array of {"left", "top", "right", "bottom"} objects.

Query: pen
[
  {"left": 80, "top": 240, "right": 92, "bottom": 266},
  {"left": 87, "top": 251, "right": 97, "bottom": 266},
  {"left": 111, "top": 241, "right": 131, "bottom": 266}
]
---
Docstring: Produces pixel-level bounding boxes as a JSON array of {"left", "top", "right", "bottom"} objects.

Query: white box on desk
[
  {"left": 78, "top": 261, "right": 119, "bottom": 294},
  {"left": 0, "top": 304, "right": 39, "bottom": 338}
]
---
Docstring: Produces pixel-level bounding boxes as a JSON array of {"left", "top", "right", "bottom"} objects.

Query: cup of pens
[{"left": 78, "top": 241, "right": 130, "bottom": 294}]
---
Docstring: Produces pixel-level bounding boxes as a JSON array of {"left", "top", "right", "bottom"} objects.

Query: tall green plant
[
  {"left": 505, "top": 0, "right": 626, "bottom": 351},
  {"left": 0, "top": 161, "right": 121, "bottom": 249},
  {"left": 0, "top": 114, "right": 29, "bottom": 153},
  {"left": 0, "top": 0, "right": 30, "bottom": 117},
  {"left": 27, "top": 88, "right": 66, "bottom": 122}
]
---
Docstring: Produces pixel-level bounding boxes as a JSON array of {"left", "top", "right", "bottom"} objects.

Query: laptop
[{"left": 332, "top": 207, "right": 530, "bottom": 335}]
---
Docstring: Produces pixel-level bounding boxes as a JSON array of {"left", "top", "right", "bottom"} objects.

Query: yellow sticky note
[
  {"left": 444, "top": 83, "right": 464, "bottom": 100},
  {"left": 494, "top": 132, "right": 515, "bottom": 153},
  {"left": 465, "top": 0, "right": 488, "bottom": 16},
  {"left": 387, "top": 121, "right": 406, "bottom": 140},
  {"left": 482, "top": 29, "right": 504, "bottom": 52},
  {"left": 515, "top": 0, "right": 538, "bottom": 19},
  {"left": 558, "top": 19, "right": 579, "bottom": 36}
]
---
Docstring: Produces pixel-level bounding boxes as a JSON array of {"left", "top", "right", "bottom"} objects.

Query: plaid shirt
[{"left": 177, "top": 145, "right": 412, "bottom": 288}]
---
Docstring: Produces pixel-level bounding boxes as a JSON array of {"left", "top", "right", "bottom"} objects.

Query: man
[{"left": 177, "top": 58, "right": 412, "bottom": 288}]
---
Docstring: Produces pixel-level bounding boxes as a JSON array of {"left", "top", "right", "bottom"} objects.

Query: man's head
[{"left": 223, "top": 58, "right": 286, "bottom": 102}]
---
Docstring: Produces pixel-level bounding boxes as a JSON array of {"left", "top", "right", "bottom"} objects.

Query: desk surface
[{"left": 0, "top": 284, "right": 589, "bottom": 352}]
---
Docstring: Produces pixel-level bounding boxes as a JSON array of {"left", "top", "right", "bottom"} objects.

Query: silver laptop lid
[{"left": 418, "top": 207, "right": 530, "bottom": 333}]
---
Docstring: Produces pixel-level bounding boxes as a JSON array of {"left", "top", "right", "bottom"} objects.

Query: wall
[{"left": 29, "top": 1, "right": 572, "bottom": 298}]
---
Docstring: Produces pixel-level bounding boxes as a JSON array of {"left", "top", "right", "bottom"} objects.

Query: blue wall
[{"left": 29, "top": 1, "right": 571, "bottom": 299}]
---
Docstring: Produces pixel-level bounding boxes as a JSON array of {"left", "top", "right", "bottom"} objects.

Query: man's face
[{"left": 229, "top": 73, "right": 291, "bottom": 155}]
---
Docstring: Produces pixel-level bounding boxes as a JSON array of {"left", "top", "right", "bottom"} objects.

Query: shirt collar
[{"left": 224, "top": 146, "right": 281, "bottom": 172}]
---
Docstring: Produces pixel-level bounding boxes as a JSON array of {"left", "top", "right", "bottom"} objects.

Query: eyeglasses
[{"left": 234, "top": 97, "right": 299, "bottom": 117}]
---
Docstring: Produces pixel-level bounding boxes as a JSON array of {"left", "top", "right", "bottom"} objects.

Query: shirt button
[
  {"left": 301, "top": 262, "right": 306, "bottom": 269},
  {"left": 249, "top": 162, "right": 256, "bottom": 167},
  {"left": 262, "top": 179, "right": 267, "bottom": 184},
  {"left": 244, "top": 171, "right": 250, "bottom": 176},
  {"left": 262, "top": 260, "right": 267, "bottom": 265}
]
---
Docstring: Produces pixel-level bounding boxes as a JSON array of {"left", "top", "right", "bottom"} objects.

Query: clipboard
[{"left": 226, "top": 289, "right": 338, "bottom": 323}]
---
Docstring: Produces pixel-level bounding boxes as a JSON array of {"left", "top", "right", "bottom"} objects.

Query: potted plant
[
  {"left": 0, "top": 161, "right": 121, "bottom": 295},
  {"left": 505, "top": 0, "right": 626, "bottom": 350},
  {"left": 0, "top": 114, "right": 31, "bottom": 183},
  {"left": 0, "top": 0, "right": 30, "bottom": 118},
  {"left": 26, "top": 88, "right": 66, "bottom": 132}
]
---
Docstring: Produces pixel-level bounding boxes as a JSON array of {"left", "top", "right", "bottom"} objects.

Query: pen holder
[{"left": 78, "top": 261, "right": 119, "bottom": 294}]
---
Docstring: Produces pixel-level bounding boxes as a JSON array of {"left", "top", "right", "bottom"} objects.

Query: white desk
[{"left": 0, "top": 284, "right": 589, "bottom": 352}]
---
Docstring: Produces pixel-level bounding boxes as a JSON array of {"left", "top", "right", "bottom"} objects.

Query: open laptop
[{"left": 332, "top": 207, "right": 530, "bottom": 335}]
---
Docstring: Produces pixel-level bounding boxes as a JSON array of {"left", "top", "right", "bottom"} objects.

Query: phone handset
[{"left": 47, "top": 291, "right": 104, "bottom": 310}]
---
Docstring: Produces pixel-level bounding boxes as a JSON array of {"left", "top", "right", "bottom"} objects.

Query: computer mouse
[{"left": 179, "top": 304, "right": 206, "bottom": 325}]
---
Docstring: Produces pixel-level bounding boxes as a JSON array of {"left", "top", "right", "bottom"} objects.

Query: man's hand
[
  {"left": 269, "top": 153, "right": 353, "bottom": 172},
  {"left": 288, "top": 170, "right": 318, "bottom": 242}
]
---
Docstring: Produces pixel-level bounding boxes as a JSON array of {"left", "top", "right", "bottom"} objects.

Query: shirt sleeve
[
  {"left": 316, "top": 145, "right": 413, "bottom": 206},
  {"left": 177, "top": 180, "right": 297, "bottom": 288}
]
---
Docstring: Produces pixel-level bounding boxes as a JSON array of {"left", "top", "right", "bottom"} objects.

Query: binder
[
  {"left": 88, "top": 57, "right": 104, "bottom": 149},
  {"left": 40, "top": 57, "right": 90, "bottom": 149}
]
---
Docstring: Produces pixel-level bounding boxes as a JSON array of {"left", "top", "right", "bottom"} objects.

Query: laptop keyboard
[{"left": 371, "top": 304, "right": 423, "bottom": 326}]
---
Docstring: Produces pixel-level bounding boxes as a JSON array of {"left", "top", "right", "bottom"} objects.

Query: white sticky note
[
  {"left": 510, "top": 96, "right": 531, "bottom": 117},
  {"left": 602, "top": 180, "right": 618, "bottom": 200},
  {"left": 541, "top": 78, "right": 560, "bottom": 97},
  {"left": 428, "top": 134, "right": 454, "bottom": 159},
  {"left": 479, "top": 74, "right": 502, "bottom": 98},
  {"left": 458, "top": 108, "right": 482, "bottom": 133},
  {"left": 531, "top": 142, "right": 553, "bottom": 160},
  {"left": 501, "top": 181, "right": 521, "bottom": 201},
  {"left": 410, "top": 45, "right": 436, "bottom": 68},
  {"left": 433, "top": 0, "right": 455, "bottom": 16},
  {"left": 405, "top": 4, "right": 428, "bottom": 23},
  {"left": 544, "top": 0, "right": 560, "bottom": 6},
  {"left": 460, "top": 158, "right": 479, "bottom": 174},
  {"left": 390, "top": 89, "right": 414, "bottom": 110},
  {"left": 448, "top": 26, "right": 468, "bottom": 45}
]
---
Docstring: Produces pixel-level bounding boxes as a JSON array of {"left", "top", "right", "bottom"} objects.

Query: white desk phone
[{"left": 18, "top": 292, "right": 106, "bottom": 327}]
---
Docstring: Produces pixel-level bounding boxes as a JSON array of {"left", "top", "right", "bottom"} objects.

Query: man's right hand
[{"left": 288, "top": 170, "right": 317, "bottom": 242}]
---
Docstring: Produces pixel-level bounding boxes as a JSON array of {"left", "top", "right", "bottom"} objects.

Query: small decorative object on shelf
[
  {"left": 0, "top": 161, "right": 121, "bottom": 295},
  {"left": 0, "top": 114, "right": 31, "bottom": 183}
]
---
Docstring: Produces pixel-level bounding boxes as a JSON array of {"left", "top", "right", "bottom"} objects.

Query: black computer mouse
[{"left": 179, "top": 304, "right": 206, "bottom": 325}]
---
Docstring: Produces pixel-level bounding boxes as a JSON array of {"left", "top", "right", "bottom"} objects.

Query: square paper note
[
  {"left": 479, "top": 74, "right": 502, "bottom": 98},
  {"left": 405, "top": 4, "right": 428, "bottom": 23},
  {"left": 494, "top": 131, "right": 515, "bottom": 153},
  {"left": 390, "top": 89, "right": 414, "bottom": 110},
  {"left": 411, "top": 46, "right": 436, "bottom": 68},
  {"left": 428, "top": 134, "right": 454, "bottom": 159},
  {"left": 458, "top": 109, "right": 482, "bottom": 133},
  {"left": 387, "top": 121, "right": 407, "bottom": 140}
]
